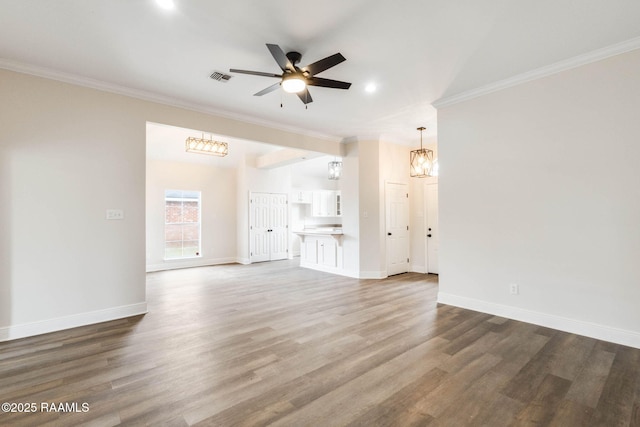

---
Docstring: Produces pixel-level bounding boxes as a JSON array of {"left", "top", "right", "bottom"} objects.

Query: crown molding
[
  {"left": 433, "top": 36, "right": 640, "bottom": 109},
  {"left": 0, "top": 58, "right": 341, "bottom": 143}
]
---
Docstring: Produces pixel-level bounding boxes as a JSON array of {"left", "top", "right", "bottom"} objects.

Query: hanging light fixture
[
  {"left": 185, "top": 134, "right": 228, "bottom": 157},
  {"left": 410, "top": 126, "right": 435, "bottom": 177},
  {"left": 328, "top": 159, "right": 342, "bottom": 180}
]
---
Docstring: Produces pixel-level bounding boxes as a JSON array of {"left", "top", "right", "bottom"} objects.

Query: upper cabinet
[
  {"left": 290, "top": 190, "right": 312, "bottom": 204},
  {"left": 312, "top": 190, "right": 341, "bottom": 217}
]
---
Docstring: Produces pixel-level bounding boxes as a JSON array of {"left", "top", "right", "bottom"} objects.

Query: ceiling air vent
[{"left": 210, "top": 71, "right": 232, "bottom": 82}]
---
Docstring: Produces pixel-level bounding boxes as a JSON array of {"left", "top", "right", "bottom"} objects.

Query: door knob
[
  {"left": 427, "top": 234, "right": 432, "bottom": 237},
  {"left": 387, "top": 232, "right": 392, "bottom": 236}
]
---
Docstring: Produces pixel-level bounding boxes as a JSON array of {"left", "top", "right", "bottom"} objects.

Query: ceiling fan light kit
[
  {"left": 281, "top": 74, "right": 306, "bottom": 93},
  {"left": 230, "top": 43, "right": 351, "bottom": 105}
]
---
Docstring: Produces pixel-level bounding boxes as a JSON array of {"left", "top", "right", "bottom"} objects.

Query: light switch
[{"left": 106, "top": 209, "right": 124, "bottom": 220}]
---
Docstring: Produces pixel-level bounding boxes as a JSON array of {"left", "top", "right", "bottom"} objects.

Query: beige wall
[
  {"left": 0, "top": 65, "right": 433, "bottom": 341},
  {"left": 0, "top": 68, "right": 341, "bottom": 340},
  {"left": 437, "top": 49, "right": 640, "bottom": 347},
  {"left": 146, "top": 159, "right": 237, "bottom": 271},
  {"left": 0, "top": 69, "right": 147, "bottom": 338}
]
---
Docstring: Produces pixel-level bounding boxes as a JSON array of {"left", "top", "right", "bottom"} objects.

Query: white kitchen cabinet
[
  {"left": 290, "top": 190, "right": 312, "bottom": 204},
  {"left": 302, "top": 238, "right": 318, "bottom": 264},
  {"left": 311, "top": 191, "right": 341, "bottom": 217},
  {"left": 296, "top": 232, "right": 343, "bottom": 273},
  {"left": 317, "top": 237, "right": 337, "bottom": 268}
]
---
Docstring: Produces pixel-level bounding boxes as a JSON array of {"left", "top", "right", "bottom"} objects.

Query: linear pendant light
[{"left": 185, "top": 134, "right": 228, "bottom": 157}]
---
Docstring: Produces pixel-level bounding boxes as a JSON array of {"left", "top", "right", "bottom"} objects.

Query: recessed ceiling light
[
  {"left": 365, "top": 83, "right": 377, "bottom": 93},
  {"left": 156, "top": 0, "right": 175, "bottom": 10}
]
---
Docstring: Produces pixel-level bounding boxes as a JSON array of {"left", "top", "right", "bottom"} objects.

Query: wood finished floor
[{"left": 1, "top": 260, "right": 639, "bottom": 427}]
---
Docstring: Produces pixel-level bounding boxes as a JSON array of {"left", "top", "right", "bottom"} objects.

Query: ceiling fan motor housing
[{"left": 286, "top": 51, "right": 302, "bottom": 67}]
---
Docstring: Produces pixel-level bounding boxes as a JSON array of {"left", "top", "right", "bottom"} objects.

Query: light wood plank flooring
[{"left": 1, "top": 259, "right": 639, "bottom": 426}]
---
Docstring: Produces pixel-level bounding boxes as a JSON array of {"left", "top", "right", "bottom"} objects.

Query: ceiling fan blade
[
  {"left": 303, "top": 53, "right": 346, "bottom": 76},
  {"left": 307, "top": 76, "right": 351, "bottom": 90},
  {"left": 229, "top": 69, "right": 281, "bottom": 78},
  {"left": 297, "top": 88, "right": 313, "bottom": 104},
  {"left": 266, "top": 43, "right": 294, "bottom": 72},
  {"left": 254, "top": 82, "right": 281, "bottom": 96}
]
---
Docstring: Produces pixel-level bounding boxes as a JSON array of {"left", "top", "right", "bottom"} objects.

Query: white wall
[
  {"left": 357, "top": 140, "right": 383, "bottom": 278},
  {"left": 0, "top": 68, "right": 341, "bottom": 341},
  {"left": 438, "top": 49, "right": 640, "bottom": 348},
  {"left": 146, "top": 159, "right": 237, "bottom": 271},
  {"left": 341, "top": 141, "right": 360, "bottom": 277}
]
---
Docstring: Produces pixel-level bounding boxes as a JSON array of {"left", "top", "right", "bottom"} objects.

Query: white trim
[
  {"left": 433, "top": 36, "right": 640, "bottom": 109},
  {"left": 0, "top": 302, "right": 147, "bottom": 342},
  {"left": 437, "top": 292, "right": 640, "bottom": 349},
  {"left": 236, "top": 257, "right": 251, "bottom": 265},
  {"left": 359, "top": 270, "right": 387, "bottom": 279},
  {"left": 0, "top": 58, "right": 340, "bottom": 143},
  {"left": 146, "top": 257, "right": 237, "bottom": 272}
]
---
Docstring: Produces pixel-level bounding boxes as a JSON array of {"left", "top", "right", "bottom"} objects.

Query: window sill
[{"left": 163, "top": 256, "right": 202, "bottom": 262}]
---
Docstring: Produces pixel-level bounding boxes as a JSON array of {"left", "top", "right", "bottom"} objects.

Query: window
[{"left": 164, "top": 190, "right": 201, "bottom": 259}]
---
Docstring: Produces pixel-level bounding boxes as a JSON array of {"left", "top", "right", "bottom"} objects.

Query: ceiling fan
[{"left": 230, "top": 43, "right": 351, "bottom": 105}]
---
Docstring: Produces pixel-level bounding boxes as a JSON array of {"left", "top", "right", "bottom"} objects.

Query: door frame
[{"left": 423, "top": 179, "right": 439, "bottom": 274}]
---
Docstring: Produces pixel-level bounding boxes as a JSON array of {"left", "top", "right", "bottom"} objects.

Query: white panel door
[
  {"left": 425, "top": 183, "right": 439, "bottom": 274},
  {"left": 386, "top": 182, "right": 409, "bottom": 276},
  {"left": 269, "top": 193, "right": 289, "bottom": 260},
  {"left": 250, "top": 192, "right": 288, "bottom": 263},
  {"left": 250, "top": 193, "right": 271, "bottom": 262}
]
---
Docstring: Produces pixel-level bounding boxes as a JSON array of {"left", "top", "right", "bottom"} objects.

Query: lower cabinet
[
  {"left": 317, "top": 238, "right": 337, "bottom": 268},
  {"left": 299, "top": 235, "right": 342, "bottom": 272},
  {"left": 302, "top": 238, "right": 318, "bottom": 264}
]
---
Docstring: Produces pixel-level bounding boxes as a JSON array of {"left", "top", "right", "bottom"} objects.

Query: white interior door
[
  {"left": 250, "top": 192, "right": 270, "bottom": 262},
  {"left": 425, "top": 183, "right": 439, "bottom": 274},
  {"left": 250, "top": 192, "right": 288, "bottom": 263},
  {"left": 269, "top": 193, "right": 289, "bottom": 260},
  {"left": 386, "top": 182, "right": 409, "bottom": 276}
]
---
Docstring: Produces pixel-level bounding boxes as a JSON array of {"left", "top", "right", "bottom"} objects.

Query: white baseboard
[
  {"left": 0, "top": 302, "right": 148, "bottom": 342},
  {"left": 437, "top": 292, "right": 640, "bottom": 349},
  {"left": 236, "top": 257, "right": 251, "bottom": 265},
  {"left": 410, "top": 264, "right": 426, "bottom": 274},
  {"left": 146, "top": 257, "right": 237, "bottom": 272},
  {"left": 359, "top": 270, "right": 387, "bottom": 279}
]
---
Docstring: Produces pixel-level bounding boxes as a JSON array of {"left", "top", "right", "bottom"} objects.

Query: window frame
[{"left": 163, "top": 189, "right": 202, "bottom": 260}]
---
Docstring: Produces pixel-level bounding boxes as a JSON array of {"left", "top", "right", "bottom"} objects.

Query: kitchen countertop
[{"left": 293, "top": 228, "right": 343, "bottom": 235}]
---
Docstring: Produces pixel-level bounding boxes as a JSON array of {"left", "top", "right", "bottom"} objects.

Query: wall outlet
[
  {"left": 509, "top": 283, "right": 519, "bottom": 295},
  {"left": 106, "top": 209, "right": 124, "bottom": 220}
]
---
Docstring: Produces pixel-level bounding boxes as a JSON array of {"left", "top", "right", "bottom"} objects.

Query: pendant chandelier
[
  {"left": 185, "top": 134, "right": 229, "bottom": 157},
  {"left": 328, "top": 159, "right": 342, "bottom": 180},
  {"left": 410, "top": 126, "right": 435, "bottom": 177}
]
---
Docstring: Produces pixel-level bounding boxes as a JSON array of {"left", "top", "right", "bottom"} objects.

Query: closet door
[
  {"left": 269, "top": 193, "right": 289, "bottom": 261},
  {"left": 250, "top": 193, "right": 271, "bottom": 263},
  {"left": 249, "top": 192, "right": 288, "bottom": 263}
]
